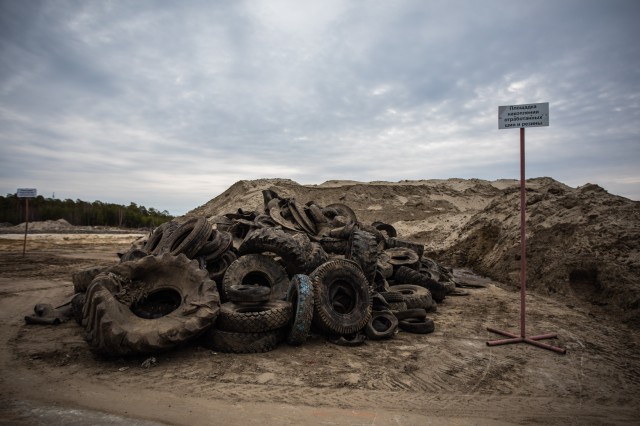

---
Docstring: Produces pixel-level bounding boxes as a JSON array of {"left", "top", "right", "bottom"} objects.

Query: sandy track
[{"left": 0, "top": 235, "right": 639, "bottom": 425}]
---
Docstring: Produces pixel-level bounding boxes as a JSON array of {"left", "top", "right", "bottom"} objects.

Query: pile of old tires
[{"left": 70, "top": 189, "right": 461, "bottom": 356}]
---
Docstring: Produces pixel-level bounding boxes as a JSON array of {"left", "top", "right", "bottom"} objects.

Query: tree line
[{"left": 0, "top": 194, "right": 174, "bottom": 229}]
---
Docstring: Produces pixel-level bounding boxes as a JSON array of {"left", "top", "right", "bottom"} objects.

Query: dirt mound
[
  {"left": 189, "top": 177, "right": 640, "bottom": 326},
  {"left": 8, "top": 219, "right": 75, "bottom": 232},
  {"left": 439, "top": 181, "right": 640, "bottom": 325}
]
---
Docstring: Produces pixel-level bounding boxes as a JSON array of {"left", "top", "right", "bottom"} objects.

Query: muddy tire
[
  {"left": 305, "top": 242, "right": 330, "bottom": 274},
  {"left": 202, "top": 328, "right": 282, "bottom": 353},
  {"left": 398, "top": 317, "right": 435, "bottom": 334},
  {"left": 346, "top": 230, "right": 379, "bottom": 286},
  {"left": 119, "top": 248, "right": 148, "bottom": 263},
  {"left": 161, "top": 217, "right": 213, "bottom": 258},
  {"left": 71, "top": 292, "right": 86, "bottom": 325},
  {"left": 222, "top": 254, "right": 289, "bottom": 301},
  {"left": 365, "top": 311, "right": 398, "bottom": 340},
  {"left": 72, "top": 266, "right": 109, "bottom": 293},
  {"left": 285, "top": 274, "right": 314, "bottom": 346},
  {"left": 144, "top": 221, "right": 179, "bottom": 254},
  {"left": 379, "top": 291, "right": 405, "bottom": 303},
  {"left": 82, "top": 254, "right": 220, "bottom": 356},
  {"left": 395, "top": 266, "right": 447, "bottom": 303},
  {"left": 226, "top": 284, "right": 271, "bottom": 304},
  {"left": 388, "top": 284, "right": 433, "bottom": 310},
  {"left": 384, "top": 247, "right": 420, "bottom": 271},
  {"left": 207, "top": 250, "right": 236, "bottom": 287},
  {"left": 216, "top": 300, "right": 291, "bottom": 333},
  {"left": 310, "top": 259, "right": 371, "bottom": 336},
  {"left": 319, "top": 237, "right": 348, "bottom": 255},
  {"left": 394, "top": 308, "right": 427, "bottom": 321},
  {"left": 239, "top": 228, "right": 307, "bottom": 276},
  {"left": 385, "top": 237, "right": 424, "bottom": 259}
]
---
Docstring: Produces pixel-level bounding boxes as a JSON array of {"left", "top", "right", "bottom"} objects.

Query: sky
[{"left": 1, "top": 0, "right": 639, "bottom": 216}]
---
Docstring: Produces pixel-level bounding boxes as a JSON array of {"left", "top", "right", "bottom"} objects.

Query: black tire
[
  {"left": 371, "top": 221, "right": 397, "bottom": 238},
  {"left": 202, "top": 328, "right": 282, "bottom": 353},
  {"left": 217, "top": 300, "right": 292, "bottom": 333},
  {"left": 226, "top": 284, "right": 271, "bottom": 303},
  {"left": 327, "top": 333, "right": 366, "bottom": 346},
  {"left": 194, "top": 229, "right": 224, "bottom": 257},
  {"left": 346, "top": 230, "right": 379, "bottom": 286},
  {"left": 304, "top": 242, "right": 329, "bottom": 274},
  {"left": 143, "top": 221, "right": 178, "bottom": 254},
  {"left": 289, "top": 199, "right": 317, "bottom": 235},
  {"left": 239, "top": 228, "right": 307, "bottom": 276},
  {"left": 325, "top": 203, "right": 357, "bottom": 225},
  {"left": 384, "top": 247, "right": 420, "bottom": 271},
  {"left": 388, "top": 301, "right": 408, "bottom": 312},
  {"left": 161, "top": 217, "right": 213, "bottom": 259},
  {"left": 319, "top": 237, "right": 348, "bottom": 255},
  {"left": 379, "top": 291, "right": 405, "bottom": 303},
  {"left": 222, "top": 254, "right": 289, "bottom": 301},
  {"left": 365, "top": 311, "right": 398, "bottom": 340},
  {"left": 207, "top": 250, "right": 236, "bottom": 285},
  {"left": 388, "top": 284, "right": 433, "bottom": 310},
  {"left": 72, "top": 266, "right": 109, "bottom": 293},
  {"left": 385, "top": 237, "right": 425, "bottom": 259},
  {"left": 310, "top": 259, "right": 371, "bottom": 335},
  {"left": 82, "top": 254, "right": 220, "bottom": 356},
  {"left": 285, "top": 274, "right": 314, "bottom": 346},
  {"left": 394, "top": 308, "right": 427, "bottom": 321},
  {"left": 398, "top": 317, "right": 435, "bottom": 334},
  {"left": 376, "top": 252, "right": 394, "bottom": 279},
  {"left": 395, "top": 266, "right": 447, "bottom": 303},
  {"left": 119, "top": 248, "right": 148, "bottom": 263}
]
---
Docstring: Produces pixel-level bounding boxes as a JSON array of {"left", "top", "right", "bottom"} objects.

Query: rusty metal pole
[
  {"left": 22, "top": 197, "right": 29, "bottom": 257},
  {"left": 519, "top": 127, "right": 526, "bottom": 337},
  {"left": 486, "top": 126, "right": 566, "bottom": 354}
]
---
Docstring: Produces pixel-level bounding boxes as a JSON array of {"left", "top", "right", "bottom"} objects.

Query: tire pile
[{"left": 68, "top": 189, "right": 463, "bottom": 356}]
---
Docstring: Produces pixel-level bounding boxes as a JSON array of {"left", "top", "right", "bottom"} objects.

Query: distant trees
[{"left": 0, "top": 194, "right": 174, "bottom": 229}]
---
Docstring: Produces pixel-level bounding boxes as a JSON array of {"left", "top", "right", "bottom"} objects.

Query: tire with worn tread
[
  {"left": 285, "top": 274, "right": 314, "bottom": 346},
  {"left": 346, "top": 230, "right": 379, "bottom": 286},
  {"left": 222, "top": 254, "right": 289, "bottom": 301},
  {"left": 160, "top": 217, "right": 213, "bottom": 258},
  {"left": 82, "top": 254, "right": 220, "bottom": 356},
  {"left": 239, "top": 228, "right": 307, "bottom": 276},
  {"left": 310, "top": 259, "right": 371, "bottom": 335},
  {"left": 398, "top": 317, "right": 435, "bottom": 334},
  {"left": 388, "top": 284, "right": 433, "bottom": 310},
  {"left": 202, "top": 328, "right": 282, "bottom": 353},
  {"left": 365, "top": 311, "right": 398, "bottom": 340},
  {"left": 216, "top": 300, "right": 291, "bottom": 333},
  {"left": 226, "top": 284, "right": 271, "bottom": 303}
]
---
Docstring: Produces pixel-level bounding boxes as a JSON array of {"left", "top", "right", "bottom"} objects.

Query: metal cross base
[{"left": 487, "top": 327, "right": 566, "bottom": 355}]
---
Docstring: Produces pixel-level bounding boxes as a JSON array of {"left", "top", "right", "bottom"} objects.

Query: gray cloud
[{"left": 1, "top": 0, "right": 639, "bottom": 215}]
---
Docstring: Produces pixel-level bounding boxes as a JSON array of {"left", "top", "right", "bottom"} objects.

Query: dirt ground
[{"left": 1, "top": 233, "right": 639, "bottom": 425}]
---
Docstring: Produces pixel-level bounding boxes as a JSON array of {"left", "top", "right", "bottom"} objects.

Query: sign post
[
  {"left": 488, "top": 103, "right": 565, "bottom": 354},
  {"left": 17, "top": 188, "right": 37, "bottom": 256}
]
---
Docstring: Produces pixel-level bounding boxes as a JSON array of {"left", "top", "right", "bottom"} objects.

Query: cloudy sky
[{"left": 1, "top": 0, "right": 638, "bottom": 215}]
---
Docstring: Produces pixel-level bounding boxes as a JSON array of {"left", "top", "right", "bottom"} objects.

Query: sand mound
[{"left": 188, "top": 177, "right": 640, "bottom": 325}]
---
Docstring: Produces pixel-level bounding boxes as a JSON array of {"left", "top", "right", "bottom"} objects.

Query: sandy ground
[{"left": 0, "top": 233, "right": 639, "bottom": 425}]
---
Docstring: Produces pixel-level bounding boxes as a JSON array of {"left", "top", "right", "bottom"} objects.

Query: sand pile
[{"left": 189, "top": 177, "right": 640, "bottom": 326}]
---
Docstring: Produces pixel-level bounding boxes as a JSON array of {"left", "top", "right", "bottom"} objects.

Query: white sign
[
  {"left": 17, "top": 188, "right": 37, "bottom": 198},
  {"left": 498, "top": 102, "right": 549, "bottom": 129}
]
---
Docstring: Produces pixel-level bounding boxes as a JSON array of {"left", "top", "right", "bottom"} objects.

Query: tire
[
  {"left": 310, "top": 259, "right": 371, "bottom": 335},
  {"left": 82, "top": 254, "right": 220, "bottom": 356},
  {"left": 119, "top": 248, "right": 148, "bottom": 263},
  {"left": 371, "top": 221, "right": 397, "bottom": 238},
  {"left": 325, "top": 203, "right": 357, "bottom": 225},
  {"left": 285, "top": 274, "right": 314, "bottom": 346},
  {"left": 72, "top": 266, "right": 109, "bottom": 293},
  {"left": 143, "top": 221, "right": 178, "bottom": 254},
  {"left": 346, "top": 230, "right": 379, "bottom": 286},
  {"left": 304, "top": 242, "right": 329, "bottom": 274},
  {"left": 385, "top": 237, "right": 425, "bottom": 259},
  {"left": 388, "top": 301, "right": 408, "bottom": 312},
  {"left": 388, "top": 284, "right": 433, "bottom": 310},
  {"left": 216, "top": 300, "right": 292, "bottom": 333},
  {"left": 222, "top": 254, "right": 289, "bottom": 301},
  {"left": 395, "top": 266, "right": 447, "bottom": 303},
  {"left": 384, "top": 247, "right": 420, "bottom": 271},
  {"left": 239, "top": 228, "right": 307, "bottom": 276},
  {"left": 379, "top": 291, "right": 405, "bottom": 303},
  {"left": 365, "top": 311, "right": 398, "bottom": 340},
  {"left": 161, "top": 217, "right": 213, "bottom": 259},
  {"left": 319, "top": 237, "right": 348, "bottom": 255},
  {"left": 207, "top": 250, "right": 236, "bottom": 285},
  {"left": 394, "top": 308, "right": 427, "bottom": 321},
  {"left": 398, "top": 317, "right": 435, "bottom": 334},
  {"left": 226, "top": 284, "right": 271, "bottom": 303},
  {"left": 289, "top": 199, "right": 317, "bottom": 235},
  {"left": 202, "top": 328, "right": 282, "bottom": 353}
]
